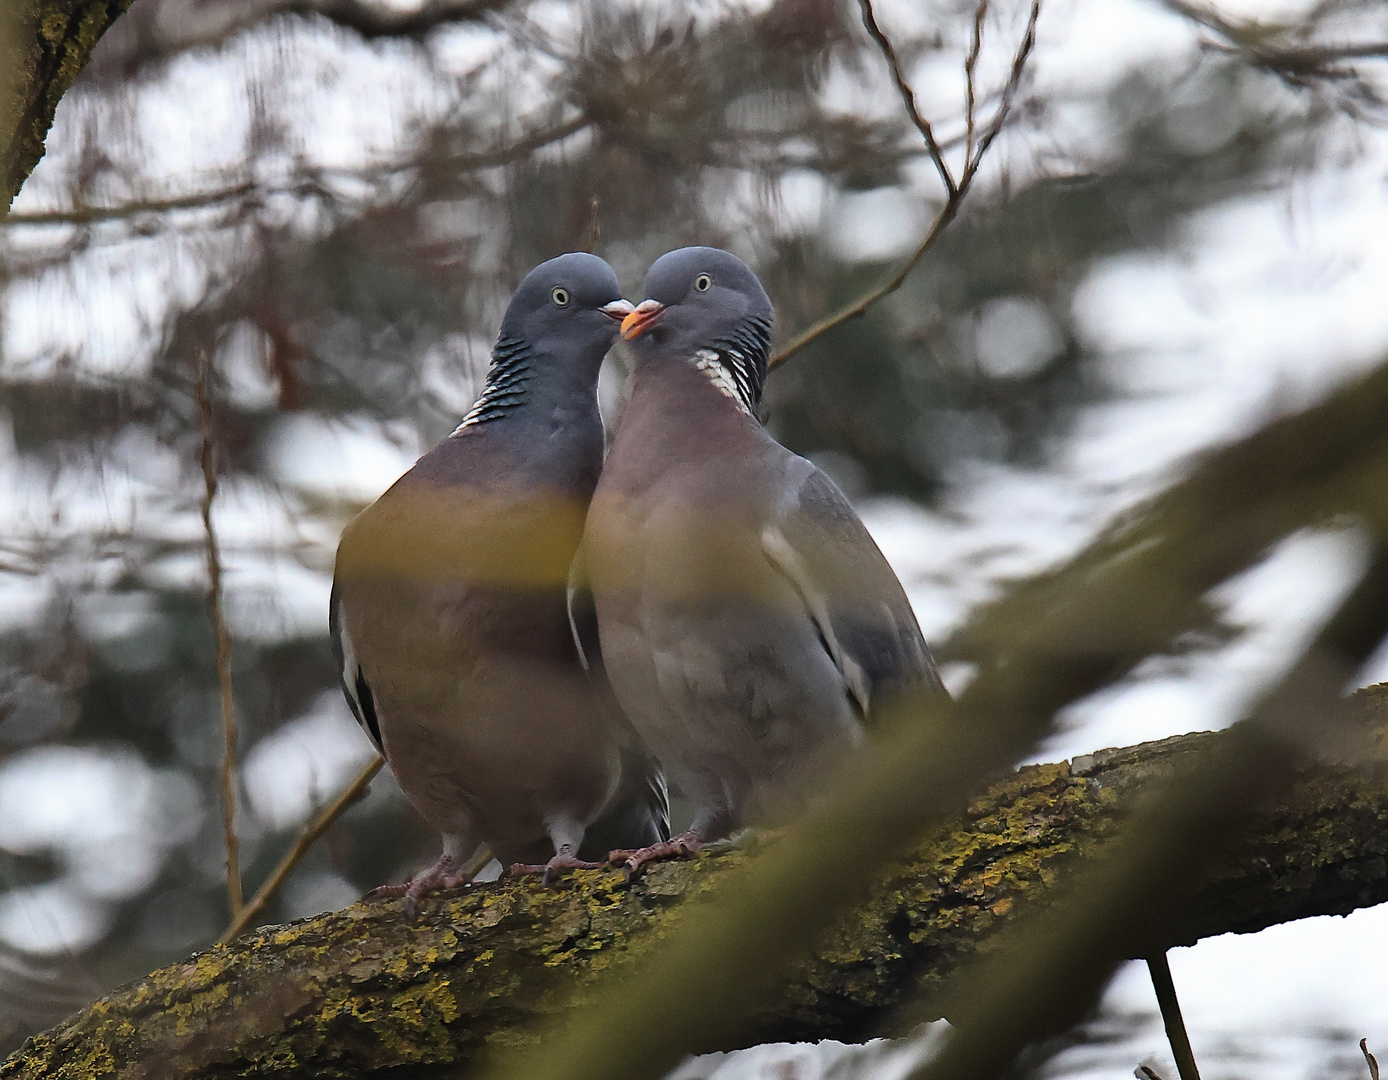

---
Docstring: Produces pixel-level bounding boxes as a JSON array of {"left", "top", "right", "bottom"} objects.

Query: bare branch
[
  {"left": 771, "top": 0, "right": 1041, "bottom": 368},
  {"left": 965, "top": 0, "right": 1040, "bottom": 181},
  {"left": 3, "top": 181, "right": 264, "bottom": 227},
  {"left": 283, "top": 0, "right": 511, "bottom": 39},
  {"left": 196, "top": 348, "right": 243, "bottom": 918},
  {"left": 964, "top": 0, "right": 990, "bottom": 167},
  {"left": 219, "top": 756, "right": 384, "bottom": 943},
  {"left": 1147, "top": 953, "right": 1203, "bottom": 1080},
  {"left": 769, "top": 196, "right": 964, "bottom": 367},
  {"left": 855, "top": 0, "right": 956, "bottom": 197}
]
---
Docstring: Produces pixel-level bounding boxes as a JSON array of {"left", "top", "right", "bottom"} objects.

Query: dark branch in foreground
[
  {"left": 1, "top": 0, "right": 134, "bottom": 211},
  {"left": 7, "top": 696, "right": 1388, "bottom": 1080}
]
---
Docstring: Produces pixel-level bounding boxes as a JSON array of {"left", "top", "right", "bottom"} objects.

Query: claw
[
  {"left": 509, "top": 853, "right": 602, "bottom": 886},
  {"left": 366, "top": 852, "right": 478, "bottom": 918},
  {"left": 607, "top": 829, "right": 704, "bottom": 880}
]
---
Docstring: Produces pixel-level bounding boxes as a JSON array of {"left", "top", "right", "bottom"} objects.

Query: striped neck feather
[
  {"left": 450, "top": 337, "right": 534, "bottom": 435},
  {"left": 693, "top": 314, "right": 772, "bottom": 414}
]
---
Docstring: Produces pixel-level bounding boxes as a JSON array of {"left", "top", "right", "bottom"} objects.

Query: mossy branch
[
  {"left": 1, "top": 0, "right": 133, "bottom": 213},
  {"left": 8, "top": 693, "right": 1388, "bottom": 1080}
]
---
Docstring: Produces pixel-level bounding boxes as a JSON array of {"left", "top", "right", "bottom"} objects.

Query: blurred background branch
[
  {"left": 1162, "top": 0, "right": 1388, "bottom": 118},
  {"left": 771, "top": 0, "right": 1040, "bottom": 366},
  {"left": 0, "top": 114, "right": 590, "bottom": 228},
  {"left": 195, "top": 348, "right": 243, "bottom": 918}
]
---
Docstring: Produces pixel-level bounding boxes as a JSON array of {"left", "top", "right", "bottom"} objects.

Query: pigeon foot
[
  {"left": 508, "top": 853, "right": 603, "bottom": 886},
  {"left": 366, "top": 856, "right": 476, "bottom": 919},
  {"left": 608, "top": 829, "right": 704, "bottom": 880}
]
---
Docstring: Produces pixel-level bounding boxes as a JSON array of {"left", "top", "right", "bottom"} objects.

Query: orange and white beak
[
  {"left": 601, "top": 299, "right": 636, "bottom": 321},
  {"left": 620, "top": 299, "right": 666, "bottom": 340}
]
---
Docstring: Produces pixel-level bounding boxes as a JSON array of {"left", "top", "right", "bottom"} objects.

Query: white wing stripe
[{"left": 761, "top": 524, "right": 872, "bottom": 716}]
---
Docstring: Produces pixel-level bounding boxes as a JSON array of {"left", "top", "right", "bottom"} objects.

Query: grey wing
[
  {"left": 330, "top": 579, "right": 384, "bottom": 753},
  {"left": 761, "top": 455, "right": 948, "bottom": 719}
]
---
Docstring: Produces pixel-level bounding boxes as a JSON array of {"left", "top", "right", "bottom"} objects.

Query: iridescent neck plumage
[
  {"left": 450, "top": 337, "right": 534, "bottom": 434},
  {"left": 683, "top": 313, "right": 772, "bottom": 415}
]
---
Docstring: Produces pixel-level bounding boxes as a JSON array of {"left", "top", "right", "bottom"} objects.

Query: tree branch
[
  {"left": 856, "top": 0, "right": 956, "bottom": 197},
  {"left": 281, "top": 0, "right": 511, "bottom": 40},
  {"left": 1, "top": 0, "right": 134, "bottom": 212},
  {"left": 6, "top": 708, "right": 1388, "bottom": 1080},
  {"left": 218, "top": 756, "right": 384, "bottom": 945},
  {"left": 769, "top": 0, "right": 1040, "bottom": 368},
  {"left": 0, "top": 115, "right": 590, "bottom": 228},
  {"left": 1147, "top": 952, "right": 1203, "bottom": 1080},
  {"left": 196, "top": 349, "right": 244, "bottom": 917}
]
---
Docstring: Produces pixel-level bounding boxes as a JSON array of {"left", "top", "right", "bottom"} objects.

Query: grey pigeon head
[
  {"left": 621, "top": 247, "right": 774, "bottom": 410},
  {"left": 457, "top": 252, "right": 632, "bottom": 430},
  {"left": 499, "top": 251, "right": 632, "bottom": 358}
]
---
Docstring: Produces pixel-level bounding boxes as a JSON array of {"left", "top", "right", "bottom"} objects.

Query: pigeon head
[
  {"left": 498, "top": 252, "right": 634, "bottom": 357},
  {"left": 621, "top": 247, "right": 774, "bottom": 411},
  {"left": 455, "top": 253, "right": 633, "bottom": 432}
]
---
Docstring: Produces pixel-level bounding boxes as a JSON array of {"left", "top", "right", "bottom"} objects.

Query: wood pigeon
[
  {"left": 582, "top": 247, "right": 948, "bottom": 875},
  {"left": 331, "top": 253, "right": 669, "bottom": 908}
]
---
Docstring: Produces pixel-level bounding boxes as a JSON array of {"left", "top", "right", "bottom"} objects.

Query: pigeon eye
[
  {"left": 694, "top": 274, "right": 712, "bottom": 292},
  {"left": 551, "top": 287, "right": 571, "bottom": 307}
]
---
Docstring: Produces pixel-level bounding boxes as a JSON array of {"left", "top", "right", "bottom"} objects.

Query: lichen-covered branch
[
  {"left": 7, "top": 696, "right": 1388, "bottom": 1080},
  {"left": 1, "top": 0, "right": 133, "bottom": 212}
]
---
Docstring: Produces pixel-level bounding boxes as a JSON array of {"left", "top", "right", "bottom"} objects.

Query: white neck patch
[
  {"left": 449, "top": 399, "right": 487, "bottom": 436},
  {"left": 693, "top": 348, "right": 751, "bottom": 415}
]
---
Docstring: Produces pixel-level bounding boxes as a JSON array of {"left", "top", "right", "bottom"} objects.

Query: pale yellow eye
[
  {"left": 694, "top": 274, "right": 712, "bottom": 292},
  {"left": 551, "top": 287, "right": 571, "bottom": 306}
]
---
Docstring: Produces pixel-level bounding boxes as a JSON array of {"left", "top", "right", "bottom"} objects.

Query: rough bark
[
  {"left": 1, "top": 0, "right": 132, "bottom": 212},
  {"left": 6, "top": 690, "right": 1388, "bottom": 1080}
]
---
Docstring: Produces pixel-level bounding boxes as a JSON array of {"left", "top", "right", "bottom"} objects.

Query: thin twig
[
  {"left": 197, "top": 348, "right": 244, "bottom": 917},
  {"left": 769, "top": 198, "right": 965, "bottom": 367},
  {"left": 965, "top": 0, "right": 1040, "bottom": 181},
  {"left": 1147, "top": 952, "right": 1202, "bottom": 1080},
  {"left": 220, "top": 756, "right": 385, "bottom": 943},
  {"left": 964, "top": 0, "right": 990, "bottom": 167},
  {"left": 770, "top": 0, "right": 1041, "bottom": 368},
  {"left": 855, "top": 0, "right": 956, "bottom": 197}
]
